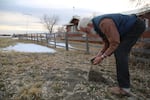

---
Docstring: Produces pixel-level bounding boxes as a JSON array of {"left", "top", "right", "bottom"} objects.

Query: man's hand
[
  {"left": 91, "top": 53, "right": 107, "bottom": 65},
  {"left": 93, "top": 56, "right": 103, "bottom": 65}
]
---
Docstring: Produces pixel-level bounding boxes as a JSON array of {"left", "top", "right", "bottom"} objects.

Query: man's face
[
  {"left": 80, "top": 26, "right": 91, "bottom": 34},
  {"left": 80, "top": 25, "right": 96, "bottom": 34}
]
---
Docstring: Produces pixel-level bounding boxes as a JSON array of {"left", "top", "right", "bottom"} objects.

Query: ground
[{"left": 0, "top": 38, "right": 150, "bottom": 100}]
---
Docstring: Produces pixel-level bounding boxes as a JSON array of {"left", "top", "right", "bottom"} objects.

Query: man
[{"left": 77, "top": 13, "right": 145, "bottom": 95}]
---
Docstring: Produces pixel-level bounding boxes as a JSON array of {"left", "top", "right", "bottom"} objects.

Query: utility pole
[
  {"left": 23, "top": 13, "right": 32, "bottom": 34},
  {"left": 73, "top": 6, "right": 75, "bottom": 15}
]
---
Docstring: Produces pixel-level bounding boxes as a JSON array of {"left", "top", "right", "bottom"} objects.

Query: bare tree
[
  {"left": 129, "top": 0, "right": 150, "bottom": 16},
  {"left": 130, "top": 0, "right": 142, "bottom": 7},
  {"left": 129, "top": 0, "right": 149, "bottom": 7},
  {"left": 41, "top": 14, "right": 59, "bottom": 46},
  {"left": 42, "top": 14, "right": 59, "bottom": 34}
]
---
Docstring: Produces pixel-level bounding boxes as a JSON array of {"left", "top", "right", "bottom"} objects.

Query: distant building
[{"left": 65, "top": 15, "right": 80, "bottom": 33}]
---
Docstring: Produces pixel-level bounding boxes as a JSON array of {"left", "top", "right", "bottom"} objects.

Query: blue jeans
[{"left": 114, "top": 18, "right": 146, "bottom": 88}]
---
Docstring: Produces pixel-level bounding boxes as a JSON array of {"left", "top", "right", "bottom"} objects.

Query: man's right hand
[
  {"left": 93, "top": 56, "right": 103, "bottom": 65},
  {"left": 90, "top": 57, "right": 96, "bottom": 64}
]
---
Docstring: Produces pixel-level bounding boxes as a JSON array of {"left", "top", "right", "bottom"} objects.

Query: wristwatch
[{"left": 101, "top": 53, "right": 107, "bottom": 59}]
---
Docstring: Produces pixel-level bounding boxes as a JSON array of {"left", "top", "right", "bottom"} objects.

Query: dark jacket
[{"left": 92, "top": 14, "right": 138, "bottom": 56}]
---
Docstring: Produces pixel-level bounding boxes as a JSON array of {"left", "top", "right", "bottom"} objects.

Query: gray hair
[{"left": 77, "top": 17, "right": 92, "bottom": 30}]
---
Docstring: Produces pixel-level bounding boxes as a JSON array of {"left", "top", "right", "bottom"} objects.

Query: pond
[{"left": 2, "top": 43, "right": 56, "bottom": 53}]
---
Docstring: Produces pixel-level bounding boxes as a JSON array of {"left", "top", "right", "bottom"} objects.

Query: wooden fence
[
  {"left": 131, "top": 38, "right": 150, "bottom": 65},
  {"left": 17, "top": 33, "right": 150, "bottom": 65},
  {"left": 18, "top": 33, "right": 98, "bottom": 54}
]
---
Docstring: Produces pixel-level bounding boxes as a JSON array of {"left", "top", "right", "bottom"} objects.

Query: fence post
[
  {"left": 40, "top": 34, "right": 42, "bottom": 43},
  {"left": 37, "top": 33, "right": 38, "bottom": 42},
  {"left": 65, "top": 32, "right": 69, "bottom": 51},
  {"left": 46, "top": 34, "right": 49, "bottom": 46},
  {"left": 30, "top": 34, "right": 32, "bottom": 40},
  {"left": 26, "top": 34, "right": 28, "bottom": 40},
  {"left": 33, "top": 33, "right": 36, "bottom": 41},
  {"left": 85, "top": 34, "right": 90, "bottom": 54},
  {"left": 54, "top": 33, "right": 56, "bottom": 48}
]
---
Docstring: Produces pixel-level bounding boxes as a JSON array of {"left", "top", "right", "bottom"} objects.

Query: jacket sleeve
[
  {"left": 96, "top": 38, "right": 109, "bottom": 57},
  {"left": 101, "top": 38, "right": 109, "bottom": 54},
  {"left": 99, "top": 18, "right": 120, "bottom": 56}
]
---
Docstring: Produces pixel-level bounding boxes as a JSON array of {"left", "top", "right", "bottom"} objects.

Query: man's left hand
[{"left": 93, "top": 56, "right": 103, "bottom": 65}]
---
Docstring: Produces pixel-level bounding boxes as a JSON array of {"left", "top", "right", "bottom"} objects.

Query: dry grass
[
  {"left": 0, "top": 37, "right": 149, "bottom": 100},
  {"left": 0, "top": 38, "right": 18, "bottom": 48}
]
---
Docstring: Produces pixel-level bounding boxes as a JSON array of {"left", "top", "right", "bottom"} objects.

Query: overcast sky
[{"left": 0, "top": 0, "right": 149, "bottom": 34}]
